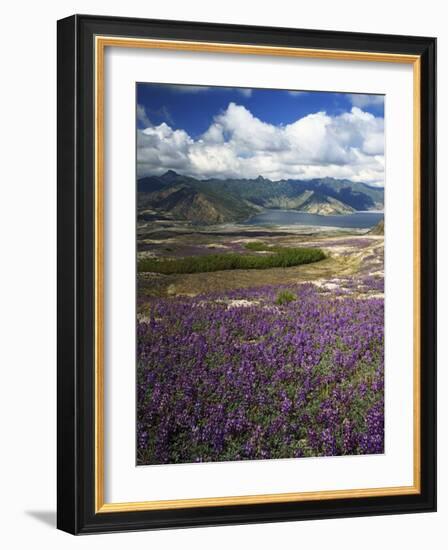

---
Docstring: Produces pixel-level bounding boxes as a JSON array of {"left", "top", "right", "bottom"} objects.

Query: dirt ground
[{"left": 138, "top": 229, "right": 384, "bottom": 299}]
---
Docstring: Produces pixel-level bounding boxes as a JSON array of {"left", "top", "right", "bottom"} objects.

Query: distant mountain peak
[{"left": 160, "top": 169, "right": 180, "bottom": 180}]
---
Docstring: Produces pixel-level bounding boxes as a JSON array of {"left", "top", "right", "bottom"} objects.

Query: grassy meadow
[{"left": 136, "top": 217, "right": 384, "bottom": 465}]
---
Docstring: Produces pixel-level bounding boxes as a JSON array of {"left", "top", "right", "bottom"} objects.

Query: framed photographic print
[{"left": 57, "top": 14, "right": 436, "bottom": 534}]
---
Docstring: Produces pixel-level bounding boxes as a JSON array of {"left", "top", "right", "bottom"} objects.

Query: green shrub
[
  {"left": 275, "top": 290, "right": 297, "bottom": 305},
  {"left": 244, "top": 241, "right": 271, "bottom": 251},
  {"left": 138, "top": 247, "right": 326, "bottom": 274}
]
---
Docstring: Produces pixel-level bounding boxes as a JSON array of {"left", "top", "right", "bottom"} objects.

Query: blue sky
[
  {"left": 137, "top": 84, "right": 384, "bottom": 138},
  {"left": 136, "top": 83, "right": 385, "bottom": 185}
]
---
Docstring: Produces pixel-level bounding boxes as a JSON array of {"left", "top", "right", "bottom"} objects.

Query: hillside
[
  {"left": 368, "top": 219, "right": 385, "bottom": 235},
  {"left": 138, "top": 171, "right": 384, "bottom": 224}
]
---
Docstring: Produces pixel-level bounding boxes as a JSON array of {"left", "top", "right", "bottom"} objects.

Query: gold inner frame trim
[{"left": 94, "top": 35, "right": 421, "bottom": 514}]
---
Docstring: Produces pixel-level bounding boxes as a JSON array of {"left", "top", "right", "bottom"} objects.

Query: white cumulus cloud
[
  {"left": 136, "top": 104, "right": 151, "bottom": 127},
  {"left": 348, "top": 94, "right": 384, "bottom": 109},
  {"left": 137, "top": 102, "right": 385, "bottom": 185},
  {"left": 287, "top": 91, "right": 308, "bottom": 97}
]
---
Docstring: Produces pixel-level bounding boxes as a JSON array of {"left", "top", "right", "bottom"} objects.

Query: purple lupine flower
[{"left": 136, "top": 281, "right": 384, "bottom": 464}]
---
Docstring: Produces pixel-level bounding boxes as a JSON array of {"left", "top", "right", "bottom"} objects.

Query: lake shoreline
[{"left": 242, "top": 208, "right": 384, "bottom": 229}]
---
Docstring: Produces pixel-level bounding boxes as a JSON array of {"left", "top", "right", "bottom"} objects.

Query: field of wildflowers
[{"left": 137, "top": 277, "right": 384, "bottom": 465}]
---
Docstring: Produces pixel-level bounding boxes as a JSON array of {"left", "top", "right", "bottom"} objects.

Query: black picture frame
[{"left": 57, "top": 14, "right": 436, "bottom": 534}]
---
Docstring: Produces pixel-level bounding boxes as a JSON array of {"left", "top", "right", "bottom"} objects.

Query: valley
[
  {"left": 137, "top": 215, "right": 384, "bottom": 301},
  {"left": 138, "top": 171, "right": 384, "bottom": 224}
]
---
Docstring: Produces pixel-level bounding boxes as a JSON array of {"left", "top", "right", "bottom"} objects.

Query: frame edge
[{"left": 57, "top": 14, "right": 80, "bottom": 535}]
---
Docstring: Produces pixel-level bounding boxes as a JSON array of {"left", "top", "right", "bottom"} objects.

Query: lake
[{"left": 243, "top": 210, "right": 384, "bottom": 229}]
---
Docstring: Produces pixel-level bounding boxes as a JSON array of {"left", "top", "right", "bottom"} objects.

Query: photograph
[{"left": 136, "top": 83, "right": 386, "bottom": 466}]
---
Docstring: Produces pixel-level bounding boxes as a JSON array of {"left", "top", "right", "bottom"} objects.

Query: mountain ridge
[{"left": 138, "top": 171, "right": 384, "bottom": 224}]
